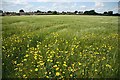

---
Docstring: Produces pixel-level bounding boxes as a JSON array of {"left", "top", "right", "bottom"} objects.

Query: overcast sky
[{"left": 1, "top": 0, "right": 119, "bottom": 13}]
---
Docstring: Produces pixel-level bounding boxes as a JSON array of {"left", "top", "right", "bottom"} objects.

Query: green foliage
[{"left": 2, "top": 15, "right": 119, "bottom": 78}]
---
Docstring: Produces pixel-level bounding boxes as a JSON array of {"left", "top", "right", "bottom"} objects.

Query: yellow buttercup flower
[
  {"left": 23, "top": 59, "right": 27, "bottom": 62},
  {"left": 47, "top": 59, "right": 50, "bottom": 62},
  {"left": 45, "top": 72, "right": 47, "bottom": 74},
  {"left": 27, "top": 44, "right": 29, "bottom": 47},
  {"left": 63, "top": 63, "right": 67, "bottom": 67},
  {"left": 14, "top": 61, "right": 17, "bottom": 64},
  {"left": 34, "top": 56, "right": 37, "bottom": 60},
  {"left": 106, "top": 64, "right": 112, "bottom": 68},
  {"left": 49, "top": 72, "right": 51, "bottom": 74},
  {"left": 37, "top": 45, "right": 39, "bottom": 48},
  {"left": 56, "top": 72, "right": 60, "bottom": 76},
  {"left": 78, "top": 62, "right": 82, "bottom": 65},
  {"left": 95, "top": 69, "right": 97, "bottom": 72},
  {"left": 70, "top": 74, "right": 73, "bottom": 77},
  {"left": 72, "top": 64, "right": 75, "bottom": 67},
  {"left": 72, "top": 48, "right": 74, "bottom": 51},
  {"left": 66, "top": 41, "right": 68, "bottom": 44},
  {"left": 30, "top": 69, "right": 33, "bottom": 72},
  {"left": 35, "top": 68, "right": 38, "bottom": 71},
  {"left": 74, "top": 37, "right": 77, "bottom": 40},
  {"left": 23, "top": 74, "right": 26, "bottom": 77},
  {"left": 56, "top": 67, "right": 59, "bottom": 70},
  {"left": 102, "top": 57, "right": 106, "bottom": 60},
  {"left": 53, "top": 65, "right": 57, "bottom": 68},
  {"left": 25, "top": 54, "right": 29, "bottom": 57},
  {"left": 40, "top": 62, "right": 44, "bottom": 66},
  {"left": 46, "top": 76, "right": 49, "bottom": 78},
  {"left": 56, "top": 48, "right": 59, "bottom": 51},
  {"left": 50, "top": 60, "right": 53, "bottom": 62}
]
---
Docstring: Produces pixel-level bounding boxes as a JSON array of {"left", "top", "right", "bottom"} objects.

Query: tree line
[{"left": 0, "top": 9, "right": 119, "bottom": 16}]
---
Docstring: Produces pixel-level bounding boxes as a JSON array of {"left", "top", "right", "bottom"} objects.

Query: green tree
[
  {"left": 53, "top": 11, "right": 57, "bottom": 15},
  {"left": 19, "top": 9, "right": 24, "bottom": 13}
]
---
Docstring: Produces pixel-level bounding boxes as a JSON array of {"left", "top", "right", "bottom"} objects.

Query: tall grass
[{"left": 2, "top": 15, "right": 119, "bottom": 78}]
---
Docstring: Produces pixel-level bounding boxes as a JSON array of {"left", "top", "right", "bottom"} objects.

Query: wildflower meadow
[{"left": 2, "top": 15, "right": 119, "bottom": 78}]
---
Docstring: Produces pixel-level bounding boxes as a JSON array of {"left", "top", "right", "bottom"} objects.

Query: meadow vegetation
[{"left": 2, "top": 15, "right": 119, "bottom": 78}]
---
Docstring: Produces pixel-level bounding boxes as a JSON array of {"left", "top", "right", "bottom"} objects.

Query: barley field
[{"left": 2, "top": 15, "right": 119, "bottom": 78}]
